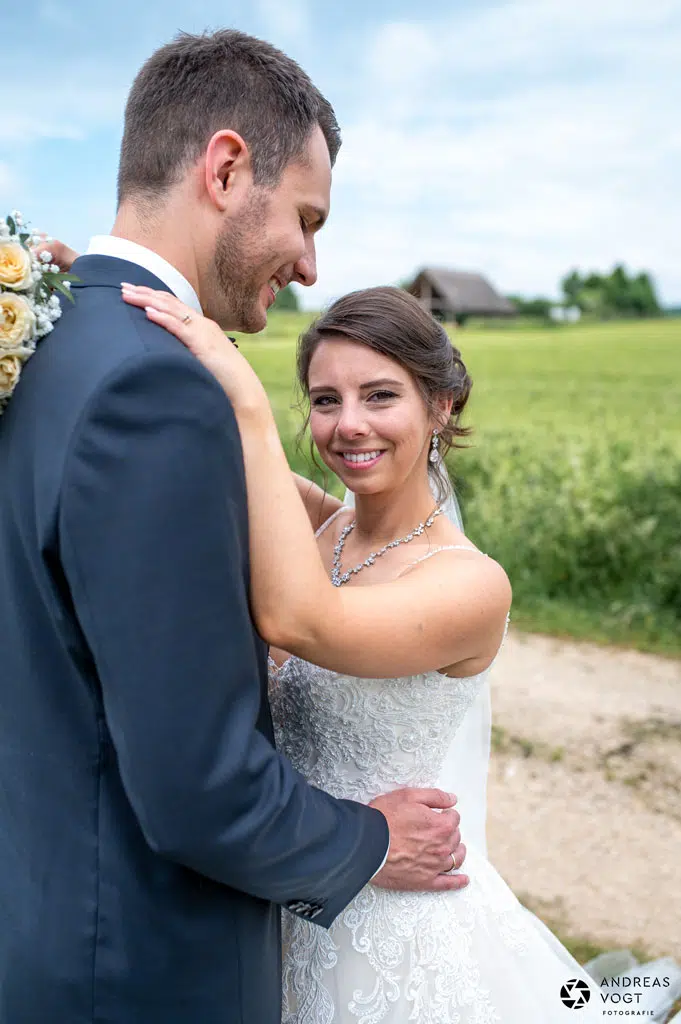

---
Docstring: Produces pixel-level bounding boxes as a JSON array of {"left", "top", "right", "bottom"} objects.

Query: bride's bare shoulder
[{"left": 292, "top": 473, "right": 345, "bottom": 532}]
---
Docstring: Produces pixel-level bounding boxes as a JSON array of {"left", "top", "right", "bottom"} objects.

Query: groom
[{"left": 0, "top": 30, "right": 467, "bottom": 1024}]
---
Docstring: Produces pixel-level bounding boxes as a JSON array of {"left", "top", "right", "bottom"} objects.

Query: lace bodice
[
  {"left": 268, "top": 657, "right": 490, "bottom": 804},
  {"left": 269, "top": 522, "right": 501, "bottom": 803}
]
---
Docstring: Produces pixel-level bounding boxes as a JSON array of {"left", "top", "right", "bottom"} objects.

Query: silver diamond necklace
[{"left": 331, "top": 504, "right": 446, "bottom": 587}]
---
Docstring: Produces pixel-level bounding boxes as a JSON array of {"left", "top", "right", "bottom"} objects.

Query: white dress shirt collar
[{"left": 86, "top": 235, "right": 202, "bottom": 314}]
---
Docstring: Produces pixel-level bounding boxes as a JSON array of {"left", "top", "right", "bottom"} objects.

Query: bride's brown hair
[{"left": 296, "top": 286, "right": 472, "bottom": 502}]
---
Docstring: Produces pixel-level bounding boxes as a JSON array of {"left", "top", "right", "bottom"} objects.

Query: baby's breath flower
[{"left": 39, "top": 251, "right": 52, "bottom": 263}]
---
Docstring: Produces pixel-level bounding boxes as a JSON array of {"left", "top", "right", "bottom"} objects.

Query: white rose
[
  {"left": 0, "top": 293, "right": 36, "bottom": 350},
  {"left": 0, "top": 240, "right": 33, "bottom": 291}
]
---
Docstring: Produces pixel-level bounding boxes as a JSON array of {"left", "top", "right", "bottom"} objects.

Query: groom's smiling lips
[{"left": 265, "top": 273, "right": 290, "bottom": 307}]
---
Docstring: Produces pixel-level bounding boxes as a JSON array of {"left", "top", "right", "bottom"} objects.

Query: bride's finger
[
  {"left": 140, "top": 303, "right": 196, "bottom": 343},
  {"left": 31, "top": 237, "right": 79, "bottom": 272},
  {"left": 120, "top": 284, "right": 189, "bottom": 321}
]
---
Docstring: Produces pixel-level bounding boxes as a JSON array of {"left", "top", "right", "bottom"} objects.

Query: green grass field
[{"left": 238, "top": 316, "right": 681, "bottom": 656}]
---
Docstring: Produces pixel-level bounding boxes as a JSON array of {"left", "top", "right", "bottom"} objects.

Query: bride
[{"left": 119, "top": 281, "right": 677, "bottom": 1022}]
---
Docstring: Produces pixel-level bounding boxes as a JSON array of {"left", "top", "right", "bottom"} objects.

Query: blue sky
[{"left": 3, "top": 0, "right": 680, "bottom": 308}]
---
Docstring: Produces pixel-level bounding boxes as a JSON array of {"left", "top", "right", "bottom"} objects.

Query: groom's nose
[{"left": 292, "top": 236, "right": 318, "bottom": 288}]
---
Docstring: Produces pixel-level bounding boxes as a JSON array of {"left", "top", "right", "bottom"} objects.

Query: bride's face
[{"left": 307, "top": 338, "right": 435, "bottom": 494}]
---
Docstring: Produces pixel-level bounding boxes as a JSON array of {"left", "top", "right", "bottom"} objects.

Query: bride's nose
[{"left": 335, "top": 400, "right": 371, "bottom": 438}]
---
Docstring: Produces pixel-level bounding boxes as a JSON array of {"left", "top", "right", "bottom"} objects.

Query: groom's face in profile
[{"left": 207, "top": 126, "right": 331, "bottom": 333}]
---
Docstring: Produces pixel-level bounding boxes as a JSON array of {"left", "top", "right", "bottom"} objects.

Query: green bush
[{"left": 454, "top": 436, "right": 681, "bottom": 650}]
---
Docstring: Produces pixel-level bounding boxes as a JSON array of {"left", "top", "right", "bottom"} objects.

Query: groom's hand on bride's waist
[{"left": 368, "top": 789, "right": 469, "bottom": 892}]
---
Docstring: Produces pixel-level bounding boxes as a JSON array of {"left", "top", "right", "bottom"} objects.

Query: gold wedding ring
[{"left": 182, "top": 313, "right": 192, "bottom": 324}]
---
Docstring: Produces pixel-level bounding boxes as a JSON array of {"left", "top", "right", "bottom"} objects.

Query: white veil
[{"left": 343, "top": 471, "right": 492, "bottom": 856}]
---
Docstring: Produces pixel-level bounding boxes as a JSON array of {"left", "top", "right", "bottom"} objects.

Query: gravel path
[{"left": 486, "top": 630, "right": 681, "bottom": 960}]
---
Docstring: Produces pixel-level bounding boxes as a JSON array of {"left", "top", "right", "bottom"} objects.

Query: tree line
[{"left": 509, "top": 264, "right": 662, "bottom": 320}]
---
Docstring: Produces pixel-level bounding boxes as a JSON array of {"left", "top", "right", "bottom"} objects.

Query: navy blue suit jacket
[{"left": 0, "top": 256, "right": 388, "bottom": 1023}]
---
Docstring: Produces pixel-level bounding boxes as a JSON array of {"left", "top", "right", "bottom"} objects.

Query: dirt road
[{"left": 486, "top": 631, "right": 681, "bottom": 960}]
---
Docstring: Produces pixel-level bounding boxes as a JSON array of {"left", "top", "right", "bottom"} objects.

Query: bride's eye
[
  {"left": 312, "top": 395, "right": 338, "bottom": 407},
  {"left": 368, "top": 390, "right": 397, "bottom": 402}
]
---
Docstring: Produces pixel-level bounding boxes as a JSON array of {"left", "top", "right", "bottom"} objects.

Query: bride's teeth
[{"left": 344, "top": 451, "right": 382, "bottom": 463}]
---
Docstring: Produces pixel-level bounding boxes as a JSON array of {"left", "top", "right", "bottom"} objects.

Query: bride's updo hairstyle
[{"left": 296, "top": 286, "right": 472, "bottom": 502}]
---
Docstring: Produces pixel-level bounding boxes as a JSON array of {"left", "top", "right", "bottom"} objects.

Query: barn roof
[{"left": 407, "top": 267, "right": 516, "bottom": 316}]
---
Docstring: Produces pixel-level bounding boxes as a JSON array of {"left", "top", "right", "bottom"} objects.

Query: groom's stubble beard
[{"left": 210, "top": 188, "right": 274, "bottom": 333}]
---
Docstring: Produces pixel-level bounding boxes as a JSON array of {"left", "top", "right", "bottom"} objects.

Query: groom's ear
[{"left": 203, "top": 130, "right": 252, "bottom": 211}]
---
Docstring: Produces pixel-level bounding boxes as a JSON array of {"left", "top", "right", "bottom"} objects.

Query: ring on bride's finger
[
  {"left": 449, "top": 852, "right": 457, "bottom": 872},
  {"left": 182, "top": 313, "right": 192, "bottom": 325}
]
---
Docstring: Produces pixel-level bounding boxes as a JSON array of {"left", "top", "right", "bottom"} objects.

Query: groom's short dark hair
[{"left": 117, "top": 29, "right": 341, "bottom": 207}]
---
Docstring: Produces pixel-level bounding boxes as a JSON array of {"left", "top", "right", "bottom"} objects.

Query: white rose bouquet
[{"left": 0, "top": 211, "right": 78, "bottom": 413}]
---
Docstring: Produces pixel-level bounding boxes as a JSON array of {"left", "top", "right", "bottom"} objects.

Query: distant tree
[
  {"left": 559, "top": 265, "right": 661, "bottom": 319},
  {"left": 272, "top": 285, "right": 300, "bottom": 312},
  {"left": 604, "top": 264, "right": 631, "bottom": 314},
  {"left": 560, "top": 270, "right": 583, "bottom": 307},
  {"left": 629, "top": 272, "right": 661, "bottom": 317},
  {"left": 506, "top": 295, "right": 553, "bottom": 319}
]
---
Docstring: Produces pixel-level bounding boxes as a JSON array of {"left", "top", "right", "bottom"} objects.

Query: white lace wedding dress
[{"left": 268, "top": 517, "right": 681, "bottom": 1023}]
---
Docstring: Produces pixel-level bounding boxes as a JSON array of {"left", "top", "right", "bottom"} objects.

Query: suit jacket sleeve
[{"left": 59, "top": 349, "right": 388, "bottom": 926}]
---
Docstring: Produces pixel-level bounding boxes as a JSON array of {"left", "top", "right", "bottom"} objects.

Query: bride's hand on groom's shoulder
[
  {"left": 369, "top": 788, "right": 469, "bottom": 893},
  {"left": 121, "top": 285, "right": 268, "bottom": 412}
]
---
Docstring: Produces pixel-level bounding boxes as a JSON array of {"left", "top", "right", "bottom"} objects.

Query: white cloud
[{"left": 301, "top": 0, "right": 681, "bottom": 308}]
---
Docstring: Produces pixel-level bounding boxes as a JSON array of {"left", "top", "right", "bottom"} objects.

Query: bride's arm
[{"left": 123, "top": 286, "right": 511, "bottom": 678}]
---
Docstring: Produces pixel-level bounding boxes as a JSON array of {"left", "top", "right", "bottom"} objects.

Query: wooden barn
[{"left": 405, "top": 267, "right": 516, "bottom": 323}]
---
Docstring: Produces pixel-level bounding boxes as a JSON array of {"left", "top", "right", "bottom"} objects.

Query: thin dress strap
[
  {"left": 314, "top": 506, "right": 349, "bottom": 539},
  {"left": 397, "top": 544, "right": 487, "bottom": 578}
]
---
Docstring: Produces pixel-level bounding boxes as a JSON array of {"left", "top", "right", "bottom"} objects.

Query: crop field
[{"left": 237, "top": 316, "right": 681, "bottom": 655}]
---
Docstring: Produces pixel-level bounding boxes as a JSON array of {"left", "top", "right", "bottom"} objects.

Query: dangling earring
[{"left": 429, "top": 429, "right": 440, "bottom": 464}]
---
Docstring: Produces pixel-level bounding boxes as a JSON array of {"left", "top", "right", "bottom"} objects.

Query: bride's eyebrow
[
  {"left": 309, "top": 379, "right": 404, "bottom": 396},
  {"left": 359, "top": 379, "right": 403, "bottom": 390}
]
